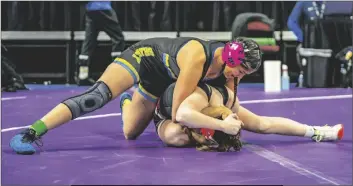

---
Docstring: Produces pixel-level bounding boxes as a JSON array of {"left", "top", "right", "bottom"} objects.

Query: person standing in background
[
  {"left": 287, "top": 1, "right": 326, "bottom": 73},
  {"left": 77, "top": 1, "right": 125, "bottom": 85}
]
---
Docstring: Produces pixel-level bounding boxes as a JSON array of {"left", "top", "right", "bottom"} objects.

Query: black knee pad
[{"left": 62, "top": 81, "right": 112, "bottom": 119}]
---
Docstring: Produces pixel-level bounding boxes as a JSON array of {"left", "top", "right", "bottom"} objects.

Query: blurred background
[{"left": 1, "top": 1, "right": 352, "bottom": 91}]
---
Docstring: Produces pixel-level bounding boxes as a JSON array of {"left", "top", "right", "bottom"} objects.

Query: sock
[
  {"left": 304, "top": 125, "right": 315, "bottom": 137},
  {"left": 29, "top": 120, "right": 48, "bottom": 136}
]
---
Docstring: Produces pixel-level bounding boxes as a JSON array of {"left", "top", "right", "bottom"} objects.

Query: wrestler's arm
[
  {"left": 175, "top": 88, "right": 226, "bottom": 131},
  {"left": 171, "top": 41, "right": 207, "bottom": 122}
]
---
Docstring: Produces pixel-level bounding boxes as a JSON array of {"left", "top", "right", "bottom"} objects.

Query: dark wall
[
  {"left": 2, "top": 1, "right": 350, "bottom": 86},
  {"left": 1, "top": 1, "right": 297, "bottom": 32},
  {"left": 1, "top": 1, "right": 301, "bottom": 84}
]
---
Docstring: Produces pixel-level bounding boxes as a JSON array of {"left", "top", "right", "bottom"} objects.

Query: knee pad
[{"left": 62, "top": 81, "right": 112, "bottom": 119}]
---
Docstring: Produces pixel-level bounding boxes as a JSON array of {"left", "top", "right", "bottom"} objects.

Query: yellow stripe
[
  {"left": 164, "top": 54, "right": 177, "bottom": 79},
  {"left": 114, "top": 57, "right": 140, "bottom": 82},
  {"left": 345, "top": 51, "right": 352, "bottom": 60},
  {"left": 138, "top": 84, "right": 158, "bottom": 100},
  {"left": 165, "top": 54, "right": 170, "bottom": 66}
]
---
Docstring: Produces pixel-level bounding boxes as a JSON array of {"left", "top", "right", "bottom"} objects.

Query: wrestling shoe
[
  {"left": 78, "top": 66, "right": 89, "bottom": 80},
  {"left": 119, "top": 92, "right": 132, "bottom": 128},
  {"left": 10, "top": 128, "right": 43, "bottom": 155},
  {"left": 311, "top": 124, "right": 344, "bottom": 142}
]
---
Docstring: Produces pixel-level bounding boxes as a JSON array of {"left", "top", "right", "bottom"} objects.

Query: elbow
[{"left": 176, "top": 107, "right": 193, "bottom": 123}]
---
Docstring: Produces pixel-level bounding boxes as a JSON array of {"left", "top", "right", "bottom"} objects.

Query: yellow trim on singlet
[
  {"left": 114, "top": 57, "right": 140, "bottom": 83},
  {"left": 138, "top": 84, "right": 158, "bottom": 102},
  {"left": 162, "top": 53, "right": 177, "bottom": 79}
]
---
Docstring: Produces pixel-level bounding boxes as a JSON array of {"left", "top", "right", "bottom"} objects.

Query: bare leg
[
  {"left": 255, "top": 116, "right": 307, "bottom": 136},
  {"left": 238, "top": 105, "right": 343, "bottom": 141},
  {"left": 41, "top": 63, "right": 135, "bottom": 130},
  {"left": 121, "top": 90, "right": 157, "bottom": 140},
  {"left": 238, "top": 105, "right": 308, "bottom": 136}
]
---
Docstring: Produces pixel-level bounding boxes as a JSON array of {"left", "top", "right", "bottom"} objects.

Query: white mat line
[
  {"left": 1, "top": 96, "right": 27, "bottom": 101},
  {"left": 74, "top": 113, "right": 121, "bottom": 120},
  {"left": 246, "top": 144, "right": 343, "bottom": 185},
  {"left": 240, "top": 94, "right": 352, "bottom": 104},
  {"left": 1, "top": 113, "right": 121, "bottom": 132},
  {"left": 2, "top": 94, "right": 351, "bottom": 132}
]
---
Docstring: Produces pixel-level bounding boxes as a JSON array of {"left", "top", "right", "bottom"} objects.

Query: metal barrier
[
  {"left": 1, "top": 31, "right": 296, "bottom": 83},
  {"left": 179, "top": 31, "right": 297, "bottom": 41},
  {"left": 1, "top": 31, "right": 296, "bottom": 41},
  {"left": 73, "top": 31, "right": 178, "bottom": 41}
]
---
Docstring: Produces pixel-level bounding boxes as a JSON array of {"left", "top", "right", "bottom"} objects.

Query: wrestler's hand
[{"left": 220, "top": 114, "right": 243, "bottom": 135}]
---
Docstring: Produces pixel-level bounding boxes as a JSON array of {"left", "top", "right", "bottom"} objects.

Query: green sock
[{"left": 29, "top": 120, "right": 48, "bottom": 136}]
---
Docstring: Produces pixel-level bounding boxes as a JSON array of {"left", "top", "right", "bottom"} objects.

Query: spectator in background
[
  {"left": 77, "top": 1, "right": 125, "bottom": 85},
  {"left": 1, "top": 44, "right": 28, "bottom": 92},
  {"left": 287, "top": 1, "right": 326, "bottom": 71}
]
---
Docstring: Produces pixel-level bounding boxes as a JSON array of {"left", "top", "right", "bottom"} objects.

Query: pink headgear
[{"left": 222, "top": 42, "right": 245, "bottom": 68}]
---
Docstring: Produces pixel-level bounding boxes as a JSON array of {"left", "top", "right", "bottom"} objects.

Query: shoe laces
[
  {"left": 21, "top": 128, "right": 44, "bottom": 148},
  {"left": 312, "top": 124, "right": 328, "bottom": 142}
]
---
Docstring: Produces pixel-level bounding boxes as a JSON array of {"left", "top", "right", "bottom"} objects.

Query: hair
[
  {"left": 233, "top": 37, "right": 262, "bottom": 71},
  {"left": 212, "top": 130, "right": 242, "bottom": 152},
  {"left": 183, "top": 116, "right": 243, "bottom": 152}
]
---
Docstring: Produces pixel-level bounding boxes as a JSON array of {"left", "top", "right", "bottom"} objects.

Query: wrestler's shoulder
[{"left": 178, "top": 40, "right": 206, "bottom": 62}]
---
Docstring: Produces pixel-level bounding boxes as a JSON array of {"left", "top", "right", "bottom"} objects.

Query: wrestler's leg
[
  {"left": 10, "top": 56, "right": 139, "bottom": 154},
  {"left": 120, "top": 59, "right": 174, "bottom": 139},
  {"left": 120, "top": 89, "right": 157, "bottom": 140},
  {"left": 156, "top": 119, "right": 190, "bottom": 147},
  {"left": 42, "top": 63, "right": 135, "bottom": 130},
  {"left": 38, "top": 47, "right": 141, "bottom": 132},
  {"left": 237, "top": 105, "right": 314, "bottom": 136},
  {"left": 238, "top": 105, "right": 343, "bottom": 141}
]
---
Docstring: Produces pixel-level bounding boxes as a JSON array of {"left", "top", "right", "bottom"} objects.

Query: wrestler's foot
[
  {"left": 79, "top": 66, "right": 89, "bottom": 80},
  {"left": 311, "top": 124, "right": 344, "bottom": 142},
  {"left": 119, "top": 92, "right": 132, "bottom": 127},
  {"left": 10, "top": 128, "right": 43, "bottom": 155}
]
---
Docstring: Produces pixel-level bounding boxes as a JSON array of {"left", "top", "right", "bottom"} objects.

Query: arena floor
[{"left": 1, "top": 84, "right": 352, "bottom": 185}]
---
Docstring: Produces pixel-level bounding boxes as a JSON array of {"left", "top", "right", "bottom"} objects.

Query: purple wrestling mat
[{"left": 1, "top": 85, "right": 352, "bottom": 185}]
